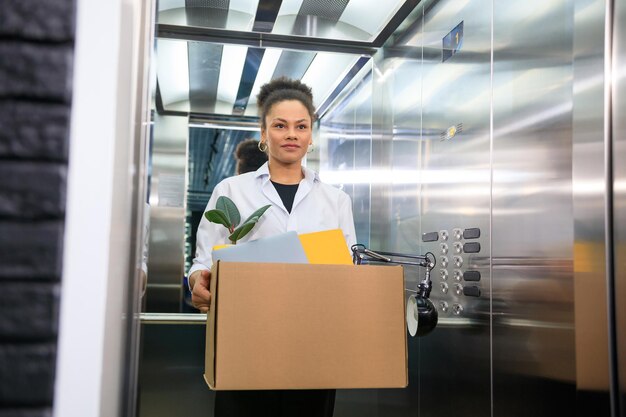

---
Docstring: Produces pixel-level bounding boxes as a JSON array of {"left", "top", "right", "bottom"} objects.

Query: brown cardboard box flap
[
  {"left": 205, "top": 262, "right": 408, "bottom": 390},
  {"left": 204, "top": 262, "right": 221, "bottom": 389}
]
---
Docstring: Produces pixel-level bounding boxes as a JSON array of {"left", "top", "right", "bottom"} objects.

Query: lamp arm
[{"left": 351, "top": 244, "right": 436, "bottom": 291}]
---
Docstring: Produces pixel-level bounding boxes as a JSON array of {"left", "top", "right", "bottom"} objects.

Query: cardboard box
[{"left": 204, "top": 261, "right": 408, "bottom": 390}]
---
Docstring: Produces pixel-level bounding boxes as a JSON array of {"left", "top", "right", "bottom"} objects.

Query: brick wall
[{"left": 0, "top": 1, "right": 76, "bottom": 416}]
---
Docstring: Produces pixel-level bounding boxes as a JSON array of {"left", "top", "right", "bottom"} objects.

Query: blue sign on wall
[{"left": 443, "top": 21, "right": 464, "bottom": 62}]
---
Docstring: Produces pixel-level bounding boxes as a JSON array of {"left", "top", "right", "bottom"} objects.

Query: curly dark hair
[
  {"left": 256, "top": 77, "right": 316, "bottom": 129},
  {"left": 234, "top": 139, "right": 268, "bottom": 174}
]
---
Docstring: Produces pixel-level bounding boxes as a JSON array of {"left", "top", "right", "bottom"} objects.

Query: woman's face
[{"left": 261, "top": 100, "right": 312, "bottom": 166}]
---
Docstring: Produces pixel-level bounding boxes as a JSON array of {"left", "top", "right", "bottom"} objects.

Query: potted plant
[{"left": 204, "top": 196, "right": 271, "bottom": 244}]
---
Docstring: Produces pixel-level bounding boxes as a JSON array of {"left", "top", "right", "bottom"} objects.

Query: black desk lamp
[{"left": 351, "top": 244, "right": 438, "bottom": 336}]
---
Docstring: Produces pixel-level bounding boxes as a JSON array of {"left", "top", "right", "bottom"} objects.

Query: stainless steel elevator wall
[
  {"left": 318, "top": 0, "right": 580, "bottom": 415},
  {"left": 491, "top": 0, "right": 576, "bottom": 414},
  {"left": 573, "top": 0, "right": 612, "bottom": 411},
  {"left": 146, "top": 114, "right": 188, "bottom": 312},
  {"left": 416, "top": 0, "right": 491, "bottom": 415},
  {"left": 613, "top": 0, "right": 626, "bottom": 413}
]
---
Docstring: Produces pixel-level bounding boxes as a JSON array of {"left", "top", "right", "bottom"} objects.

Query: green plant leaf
[
  {"left": 204, "top": 209, "right": 230, "bottom": 229},
  {"left": 228, "top": 217, "right": 260, "bottom": 243},
  {"left": 241, "top": 204, "right": 272, "bottom": 224},
  {"left": 216, "top": 196, "right": 241, "bottom": 228}
]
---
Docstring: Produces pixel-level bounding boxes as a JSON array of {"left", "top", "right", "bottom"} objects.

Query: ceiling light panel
[
  {"left": 215, "top": 44, "right": 249, "bottom": 114},
  {"left": 156, "top": 39, "right": 190, "bottom": 111},
  {"left": 271, "top": 0, "right": 406, "bottom": 41},
  {"left": 301, "top": 52, "right": 360, "bottom": 110},
  {"left": 229, "top": 0, "right": 260, "bottom": 14},
  {"left": 275, "top": 0, "right": 304, "bottom": 17},
  {"left": 340, "top": 0, "right": 406, "bottom": 37},
  {"left": 226, "top": 0, "right": 259, "bottom": 31},
  {"left": 158, "top": 0, "right": 258, "bottom": 31},
  {"left": 244, "top": 47, "right": 283, "bottom": 117}
]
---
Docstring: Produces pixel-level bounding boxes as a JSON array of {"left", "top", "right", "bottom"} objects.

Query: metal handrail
[{"left": 140, "top": 313, "right": 207, "bottom": 325}]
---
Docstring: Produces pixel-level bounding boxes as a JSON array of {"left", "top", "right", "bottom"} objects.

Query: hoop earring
[
  {"left": 258, "top": 140, "right": 268, "bottom": 152},
  {"left": 307, "top": 143, "right": 315, "bottom": 153}
]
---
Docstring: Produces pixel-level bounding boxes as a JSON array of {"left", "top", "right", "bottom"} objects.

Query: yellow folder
[{"left": 298, "top": 229, "right": 353, "bottom": 265}]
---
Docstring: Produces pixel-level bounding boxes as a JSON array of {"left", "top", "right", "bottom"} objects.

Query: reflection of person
[
  {"left": 188, "top": 77, "right": 356, "bottom": 417},
  {"left": 234, "top": 139, "right": 268, "bottom": 174}
]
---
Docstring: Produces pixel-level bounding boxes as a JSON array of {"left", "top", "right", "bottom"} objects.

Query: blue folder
[{"left": 212, "top": 231, "right": 309, "bottom": 264}]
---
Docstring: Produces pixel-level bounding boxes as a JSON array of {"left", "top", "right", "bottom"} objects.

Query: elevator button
[
  {"left": 440, "top": 282, "right": 449, "bottom": 294},
  {"left": 422, "top": 231, "right": 439, "bottom": 242},
  {"left": 440, "top": 256, "right": 449, "bottom": 268},
  {"left": 453, "top": 256, "right": 463, "bottom": 268},
  {"left": 439, "top": 301, "right": 449, "bottom": 313},
  {"left": 440, "top": 230, "right": 449, "bottom": 241},
  {"left": 454, "top": 242, "right": 463, "bottom": 254},
  {"left": 463, "top": 242, "right": 481, "bottom": 253},
  {"left": 463, "top": 228, "right": 481, "bottom": 239},
  {"left": 440, "top": 269, "right": 449, "bottom": 280},
  {"left": 440, "top": 243, "right": 449, "bottom": 254},
  {"left": 453, "top": 269, "right": 463, "bottom": 281},
  {"left": 453, "top": 228, "right": 462, "bottom": 240},
  {"left": 454, "top": 283, "right": 463, "bottom": 295},
  {"left": 463, "top": 286, "right": 481, "bottom": 297},
  {"left": 463, "top": 271, "right": 481, "bottom": 281},
  {"left": 452, "top": 303, "right": 463, "bottom": 315}
]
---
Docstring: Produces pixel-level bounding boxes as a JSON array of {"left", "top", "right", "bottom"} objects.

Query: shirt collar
[
  {"left": 255, "top": 161, "right": 270, "bottom": 179},
  {"left": 254, "top": 161, "right": 320, "bottom": 184},
  {"left": 302, "top": 164, "right": 320, "bottom": 184}
]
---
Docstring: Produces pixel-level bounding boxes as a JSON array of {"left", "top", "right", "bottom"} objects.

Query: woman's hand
[{"left": 190, "top": 269, "right": 212, "bottom": 313}]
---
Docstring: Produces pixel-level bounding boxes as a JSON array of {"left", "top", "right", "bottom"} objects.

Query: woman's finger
[{"left": 192, "top": 281, "right": 211, "bottom": 310}]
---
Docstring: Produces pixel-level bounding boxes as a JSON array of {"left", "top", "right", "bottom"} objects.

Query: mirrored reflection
[
  {"left": 145, "top": 114, "right": 187, "bottom": 313},
  {"left": 145, "top": 120, "right": 262, "bottom": 313},
  {"left": 183, "top": 127, "right": 262, "bottom": 310},
  {"left": 147, "top": 39, "right": 371, "bottom": 314},
  {"left": 140, "top": 53, "right": 373, "bottom": 416}
]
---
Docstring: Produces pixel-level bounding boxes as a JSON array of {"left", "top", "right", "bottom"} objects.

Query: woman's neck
[{"left": 268, "top": 159, "right": 303, "bottom": 184}]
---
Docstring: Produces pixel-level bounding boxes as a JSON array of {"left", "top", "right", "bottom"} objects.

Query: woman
[
  {"left": 188, "top": 77, "right": 356, "bottom": 417},
  {"left": 233, "top": 138, "right": 268, "bottom": 174}
]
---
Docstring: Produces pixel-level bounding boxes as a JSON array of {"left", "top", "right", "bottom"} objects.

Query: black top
[{"left": 271, "top": 181, "right": 299, "bottom": 213}]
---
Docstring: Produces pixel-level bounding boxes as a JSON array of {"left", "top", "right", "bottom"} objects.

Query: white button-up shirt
[{"left": 188, "top": 162, "right": 357, "bottom": 277}]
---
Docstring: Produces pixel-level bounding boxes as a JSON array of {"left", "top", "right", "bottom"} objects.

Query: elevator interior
[{"left": 137, "top": 0, "right": 626, "bottom": 416}]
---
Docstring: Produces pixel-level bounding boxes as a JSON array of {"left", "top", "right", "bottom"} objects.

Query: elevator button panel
[
  {"left": 463, "top": 228, "right": 481, "bottom": 239},
  {"left": 463, "top": 242, "right": 481, "bottom": 253},
  {"left": 420, "top": 225, "right": 485, "bottom": 316}
]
